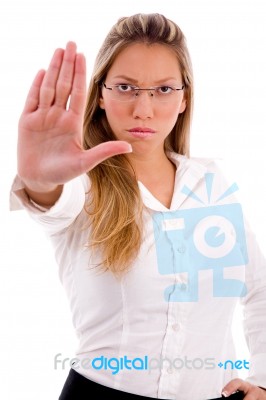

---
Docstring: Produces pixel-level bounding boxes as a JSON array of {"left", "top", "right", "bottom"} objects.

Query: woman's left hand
[{"left": 222, "top": 378, "right": 266, "bottom": 399}]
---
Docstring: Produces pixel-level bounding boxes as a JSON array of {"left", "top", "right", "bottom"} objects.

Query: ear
[
  {"left": 99, "top": 96, "right": 105, "bottom": 109},
  {"left": 179, "top": 98, "right": 187, "bottom": 114}
]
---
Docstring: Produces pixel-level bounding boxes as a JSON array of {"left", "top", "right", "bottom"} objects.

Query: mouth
[
  {"left": 128, "top": 127, "right": 156, "bottom": 133},
  {"left": 127, "top": 127, "right": 156, "bottom": 138}
]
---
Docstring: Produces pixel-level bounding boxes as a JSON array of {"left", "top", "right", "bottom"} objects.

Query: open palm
[{"left": 17, "top": 42, "right": 131, "bottom": 193}]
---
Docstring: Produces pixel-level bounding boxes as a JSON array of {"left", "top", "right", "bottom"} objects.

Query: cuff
[
  {"left": 9, "top": 175, "right": 87, "bottom": 215},
  {"left": 245, "top": 353, "right": 266, "bottom": 389},
  {"left": 9, "top": 174, "right": 89, "bottom": 235}
]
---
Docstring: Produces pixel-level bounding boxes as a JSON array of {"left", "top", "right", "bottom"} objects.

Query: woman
[{"left": 10, "top": 13, "right": 266, "bottom": 400}]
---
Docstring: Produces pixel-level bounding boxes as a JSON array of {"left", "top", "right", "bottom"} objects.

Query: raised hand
[{"left": 17, "top": 42, "right": 132, "bottom": 197}]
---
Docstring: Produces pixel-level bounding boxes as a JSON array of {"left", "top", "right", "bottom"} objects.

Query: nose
[{"left": 132, "top": 90, "right": 154, "bottom": 120}]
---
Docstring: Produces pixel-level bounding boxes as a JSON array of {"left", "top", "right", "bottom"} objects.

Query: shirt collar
[{"left": 137, "top": 152, "right": 208, "bottom": 212}]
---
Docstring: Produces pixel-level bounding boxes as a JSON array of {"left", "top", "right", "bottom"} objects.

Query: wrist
[{"left": 22, "top": 181, "right": 63, "bottom": 208}]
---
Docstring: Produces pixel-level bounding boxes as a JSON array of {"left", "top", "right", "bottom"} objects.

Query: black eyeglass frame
[{"left": 102, "top": 82, "right": 185, "bottom": 97}]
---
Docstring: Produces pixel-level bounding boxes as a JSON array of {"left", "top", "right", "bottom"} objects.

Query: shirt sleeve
[
  {"left": 240, "top": 218, "right": 266, "bottom": 389},
  {"left": 9, "top": 174, "right": 90, "bottom": 236},
  {"left": 208, "top": 158, "right": 266, "bottom": 389}
]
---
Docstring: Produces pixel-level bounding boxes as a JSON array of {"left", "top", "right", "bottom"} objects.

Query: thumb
[{"left": 80, "top": 141, "right": 133, "bottom": 172}]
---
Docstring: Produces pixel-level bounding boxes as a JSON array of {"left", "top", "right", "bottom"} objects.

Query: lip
[
  {"left": 127, "top": 127, "right": 156, "bottom": 138},
  {"left": 128, "top": 127, "right": 156, "bottom": 133}
]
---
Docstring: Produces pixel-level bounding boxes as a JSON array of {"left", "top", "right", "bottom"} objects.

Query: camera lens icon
[
  {"left": 152, "top": 202, "right": 248, "bottom": 301},
  {"left": 193, "top": 215, "right": 237, "bottom": 259}
]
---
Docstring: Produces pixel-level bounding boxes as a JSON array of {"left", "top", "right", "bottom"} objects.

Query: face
[{"left": 99, "top": 43, "right": 186, "bottom": 158}]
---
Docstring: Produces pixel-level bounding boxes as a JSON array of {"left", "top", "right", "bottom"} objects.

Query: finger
[
  {"left": 23, "top": 69, "right": 46, "bottom": 113},
  {"left": 222, "top": 378, "right": 250, "bottom": 397},
  {"left": 69, "top": 53, "right": 86, "bottom": 117},
  {"left": 80, "top": 141, "right": 133, "bottom": 173},
  {"left": 39, "top": 48, "right": 64, "bottom": 108},
  {"left": 54, "top": 41, "right": 77, "bottom": 108}
]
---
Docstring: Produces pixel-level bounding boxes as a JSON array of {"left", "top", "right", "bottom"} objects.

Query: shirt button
[
  {"left": 177, "top": 245, "right": 186, "bottom": 253},
  {"left": 167, "top": 366, "right": 174, "bottom": 374},
  {"left": 172, "top": 323, "right": 180, "bottom": 331}
]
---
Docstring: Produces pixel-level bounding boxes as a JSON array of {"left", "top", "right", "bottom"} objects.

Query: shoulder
[
  {"left": 168, "top": 152, "right": 237, "bottom": 201},
  {"left": 168, "top": 151, "right": 227, "bottom": 175}
]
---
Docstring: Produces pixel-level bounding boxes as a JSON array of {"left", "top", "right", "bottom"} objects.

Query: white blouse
[{"left": 9, "top": 152, "right": 266, "bottom": 400}]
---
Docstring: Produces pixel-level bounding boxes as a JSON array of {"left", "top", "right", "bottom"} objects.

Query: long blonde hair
[{"left": 83, "top": 13, "right": 193, "bottom": 276}]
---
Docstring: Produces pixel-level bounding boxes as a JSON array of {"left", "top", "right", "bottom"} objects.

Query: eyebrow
[{"left": 111, "top": 75, "right": 181, "bottom": 84}]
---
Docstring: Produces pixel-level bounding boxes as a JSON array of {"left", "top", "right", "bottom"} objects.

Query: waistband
[{"left": 58, "top": 367, "right": 245, "bottom": 400}]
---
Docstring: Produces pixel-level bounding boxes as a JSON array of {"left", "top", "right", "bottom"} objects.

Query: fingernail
[
  {"left": 222, "top": 391, "right": 229, "bottom": 397},
  {"left": 125, "top": 144, "right": 133, "bottom": 153}
]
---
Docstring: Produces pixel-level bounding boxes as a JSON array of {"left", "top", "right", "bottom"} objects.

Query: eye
[
  {"left": 116, "top": 84, "right": 135, "bottom": 92},
  {"left": 157, "top": 86, "right": 174, "bottom": 94}
]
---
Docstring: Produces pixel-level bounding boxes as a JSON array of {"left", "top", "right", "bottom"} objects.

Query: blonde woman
[{"left": 10, "top": 13, "right": 266, "bottom": 400}]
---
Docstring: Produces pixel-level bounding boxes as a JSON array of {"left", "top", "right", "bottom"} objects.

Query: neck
[{"left": 126, "top": 150, "right": 175, "bottom": 182}]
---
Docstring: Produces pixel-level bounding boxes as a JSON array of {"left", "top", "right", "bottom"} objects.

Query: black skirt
[{"left": 58, "top": 368, "right": 245, "bottom": 400}]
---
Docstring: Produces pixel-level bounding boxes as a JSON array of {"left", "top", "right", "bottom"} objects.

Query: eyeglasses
[{"left": 102, "top": 83, "right": 184, "bottom": 103}]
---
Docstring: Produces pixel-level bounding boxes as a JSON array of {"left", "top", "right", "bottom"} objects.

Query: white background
[{"left": 1, "top": 0, "right": 266, "bottom": 398}]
